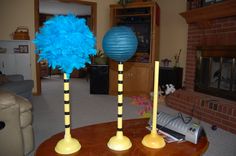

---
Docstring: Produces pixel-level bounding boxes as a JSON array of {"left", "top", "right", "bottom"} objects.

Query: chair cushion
[
  {"left": 20, "top": 111, "right": 32, "bottom": 128},
  {"left": 15, "top": 96, "right": 32, "bottom": 113},
  {"left": 15, "top": 96, "right": 32, "bottom": 128},
  {"left": 0, "top": 90, "right": 33, "bottom": 156},
  {"left": 0, "top": 90, "right": 16, "bottom": 109},
  {"left": 22, "top": 125, "right": 34, "bottom": 155}
]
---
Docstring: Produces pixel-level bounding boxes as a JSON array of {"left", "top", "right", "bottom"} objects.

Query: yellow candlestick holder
[{"left": 142, "top": 61, "right": 166, "bottom": 149}]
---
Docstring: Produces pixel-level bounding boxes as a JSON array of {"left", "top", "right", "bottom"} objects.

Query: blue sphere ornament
[{"left": 102, "top": 26, "right": 138, "bottom": 62}]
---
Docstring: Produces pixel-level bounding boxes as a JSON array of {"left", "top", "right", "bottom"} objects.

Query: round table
[{"left": 35, "top": 118, "right": 208, "bottom": 156}]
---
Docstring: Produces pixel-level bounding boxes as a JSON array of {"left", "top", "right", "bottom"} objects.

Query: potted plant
[{"left": 93, "top": 49, "right": 108, "bottom": 65}]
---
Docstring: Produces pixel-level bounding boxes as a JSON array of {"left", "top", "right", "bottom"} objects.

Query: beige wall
[
  {"left": 0, "top": 0, "right": 37, "bottom": 92},
  {"left": 0, "top": 0, "right": 117, "bottom": 48},
  {"left": 0, "top": 0, "right": 188, "bottom": 92},
  {"left": 0, "top": 0, "right": 117, "bottom": 93},
  {"left": 157, "top": 0, "right": 188, "bottom": 80},
  {"left": 0, "top": 0, "right": 35, "bottom": 39},
  {"left": 79, "top": 0, "right": 117, "bottom": 49}
]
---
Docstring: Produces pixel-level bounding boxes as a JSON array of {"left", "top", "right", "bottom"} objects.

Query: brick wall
[
  {"left": 166, "top": 16, "right": 236, "bottom": 134},
  {"left": 166, "top": 90, "right": 236, "bottom": 134},
  {"left": 185, "top": 16, "right": 236, "bottom": 90}
]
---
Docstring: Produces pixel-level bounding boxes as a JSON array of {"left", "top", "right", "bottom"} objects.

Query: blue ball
[{"left": 102, "top": 26, "right": 138, "bottom": 62}]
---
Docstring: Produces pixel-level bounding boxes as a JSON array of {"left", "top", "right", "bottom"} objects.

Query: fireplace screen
[{"left": 195, "top": 46, "right": 236, "bottom": 101}]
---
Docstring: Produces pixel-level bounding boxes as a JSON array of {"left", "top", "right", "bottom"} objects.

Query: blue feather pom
[{"left": 33, "top": 14, "right": 96, "bottom": 78}]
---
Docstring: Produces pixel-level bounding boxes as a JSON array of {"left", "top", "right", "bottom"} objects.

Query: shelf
[
  {"left": 180, "top": 0, "right": 236, "bottom": 26},
  {"left": 109, "top": 2, "right": 159, "bottom": 96},
  {"left": 115, "top": 13, "right": 151, "bottom": 17}
]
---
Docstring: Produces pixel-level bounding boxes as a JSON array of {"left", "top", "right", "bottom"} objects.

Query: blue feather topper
[{"left": 33, "top": 14, "right": 96, "bottom": 77}]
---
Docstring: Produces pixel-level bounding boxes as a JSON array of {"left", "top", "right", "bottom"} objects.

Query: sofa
[
  {"left": 0, "top": 90, "right": 34, "bottom": 156},
  {"left": 0, "top": 74, "right": 34, "bottom": 100}
]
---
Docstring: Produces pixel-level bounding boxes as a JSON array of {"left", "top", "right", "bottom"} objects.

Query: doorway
[{"left": 34, "top": 0, "right": 97, "bottom": 94}]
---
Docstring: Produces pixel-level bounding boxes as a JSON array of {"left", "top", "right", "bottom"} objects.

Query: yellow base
[
  {"left": 55, "top": 138, "right": 81, "bottom": 154},
  {"left": 142, "top": 133, "right": 166, "bottom": 149},
  {"left": 107, "top": 135, "right": 132, "bottom": 151}
]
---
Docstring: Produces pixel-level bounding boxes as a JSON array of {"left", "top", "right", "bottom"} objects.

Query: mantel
[{"left": 180, "top": 0, "right": 236, "bottom": 26}]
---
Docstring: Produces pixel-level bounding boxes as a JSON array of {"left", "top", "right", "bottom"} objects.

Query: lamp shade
[{"left": 102, "top": 26, "right": 138, "bottom": 62}]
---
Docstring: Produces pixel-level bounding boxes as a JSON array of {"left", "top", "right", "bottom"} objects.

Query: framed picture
[
  {"left": 203, "top": 0, "right": 216, "bottom": 6},
  {"left": 19, "top": 45, "right": 28, "bottom": 53}
]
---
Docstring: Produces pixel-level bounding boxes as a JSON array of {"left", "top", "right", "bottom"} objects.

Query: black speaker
[{"left": 90, "top": 65, "right": 109, "bottom": 94}]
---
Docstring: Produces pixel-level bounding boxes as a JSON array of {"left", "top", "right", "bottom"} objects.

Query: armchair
[{"left": 0, "top": 90, "right": 34, "bottom": 156}]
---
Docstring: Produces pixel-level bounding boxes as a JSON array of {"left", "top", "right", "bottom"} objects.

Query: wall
[
  {"left": 166, "top": 90, "right": 236, "bottom": 134},
  {"left": 0, "top": 0, "right": 35, "bottom": 40},
  {"left": 0, "top": 0, "right": 188, "bottom": 93},
  {"left": 0, "top": 0, "right": 117, "bottom": 93},
  {"left": 90, "top": 0, "right": 117, "bottom": 49},
  {"left": 0, "top": 0, "right": 37, "bottom": 92},
  {"left": 40, "top": 0, "right": 91, "bottom": 15},
  {"left": 157, "top": 0, "right": 188, "bottom": 80}
]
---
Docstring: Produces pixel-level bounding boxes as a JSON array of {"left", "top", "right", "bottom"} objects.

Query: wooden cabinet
[
  {"left": 109, "top": 61, "right": 152, "bottom": 96},
  {"left": 109, "top": 1, "right": 159, "bottom": 96}
]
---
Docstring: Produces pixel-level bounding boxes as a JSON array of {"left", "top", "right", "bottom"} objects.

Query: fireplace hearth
[{"left": 195, "top": 46, "right": 236, "bottom": 101}]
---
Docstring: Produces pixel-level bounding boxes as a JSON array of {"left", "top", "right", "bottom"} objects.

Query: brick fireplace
[{"left": 166, "top": 1, "right": 236, "bottom": 134}]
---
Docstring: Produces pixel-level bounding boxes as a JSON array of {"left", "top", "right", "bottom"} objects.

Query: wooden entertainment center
[{"left": 109, "top": 1, "right": 160, "bottom": 96}]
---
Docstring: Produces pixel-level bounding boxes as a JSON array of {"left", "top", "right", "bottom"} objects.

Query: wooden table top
[{"left": 35, "top": 118, "right": 209, "bottom": 156}]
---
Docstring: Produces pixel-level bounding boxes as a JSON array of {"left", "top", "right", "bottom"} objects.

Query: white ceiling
[{"left": 39, "top": 0, "right": 91, "bottom": 15}]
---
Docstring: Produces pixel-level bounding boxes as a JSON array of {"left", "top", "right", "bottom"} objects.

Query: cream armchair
[{"left": 0, "top": 90, "right": 34, "bottom": 156}]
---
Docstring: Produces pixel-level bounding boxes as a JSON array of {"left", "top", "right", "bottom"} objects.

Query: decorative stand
[
  {"left": 107, "top": 62, "right": 132, "bottom": 151},
  {"left": 102, "top": 26, "right": 138, "bottom": 151},
  {"left": 142, "top": 61, "right": 166, "bottom": 149},
  {"left": 55, "top": 73, "right": 81, "bottom": 154},
  {"left": 34, "top": 14, "right": 96, "bottom": 154}
]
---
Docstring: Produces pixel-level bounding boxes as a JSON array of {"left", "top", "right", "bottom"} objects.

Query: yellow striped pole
[
  {"left": 117, "top": 62, "right": 124, "bottom": 137},
  {"left": 64, "top": 73, "right": 71, "bottom": 139},
  {"left": 142, "top": 61, "right": 166, "bottom": 149},
  {"left": 55, "top": 73, "right": 81, "bottom": 154},
  {"left": 107, "top": 62, "right": 132, "bottom": 151}
]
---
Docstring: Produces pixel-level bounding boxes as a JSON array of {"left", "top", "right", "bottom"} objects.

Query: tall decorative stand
[
  {"left": 102, "top": 26, "right": 138, "bottom": 151},
  {"left": 55, "top": 73, "right": 81, "bottom": 154},
  {"left": 33, "top": 14, "right": 96, "bottom": 154},
  {"left": 142, "top": 61, "right": 166, "bottom": 149},
  {"left": 107, "top": 62, "right": 132, "bottom": 151}
]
